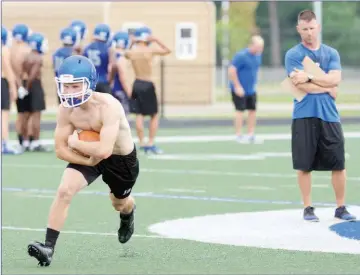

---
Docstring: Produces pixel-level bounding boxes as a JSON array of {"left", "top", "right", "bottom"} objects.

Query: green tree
[{"left": 217, "top": 2, "right": 259, "bottom": 60}]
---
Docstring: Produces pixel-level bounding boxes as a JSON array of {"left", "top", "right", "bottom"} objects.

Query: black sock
[
  {"left": 29, "top": 136, "right": 34, "bottom": 144},
  {"left": 120, "top": 207, "right": 134, "bottom": 220},
  {"left": 45, "top": 228, "right": 60, "bottom": 248},
  {"left": 18, "top": 134, "right": 23, "bottom": 146}
]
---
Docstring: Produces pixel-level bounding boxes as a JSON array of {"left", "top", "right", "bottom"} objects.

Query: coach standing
[
  {"left": 284, "top": 10, "right": 356, "bottom": 222},
  {"left": 228, "top": 35, "right": 264, "bottom": 144}
]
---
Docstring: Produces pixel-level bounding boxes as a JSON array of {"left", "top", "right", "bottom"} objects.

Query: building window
[{"left": 175, "top": 22, "right": 197, "bottom": 60}]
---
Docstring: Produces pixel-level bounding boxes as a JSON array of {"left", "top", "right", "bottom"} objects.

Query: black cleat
[
  {"left": 118, "top": 206, "right": 136, "bottom": 244},
  {"left": 27, "top": 241, "right": 54, "bottom": 267}
]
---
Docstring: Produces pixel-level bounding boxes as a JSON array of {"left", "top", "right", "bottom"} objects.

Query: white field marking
[
  {"left": 3, "top": 164, "right": 360, "bottom": 182},
  {"left": 2, "top": 226, "right": 167, "bottom": 239},
  {"left": 16, "top": 193, "right": 54, "bottom": 199},
  {"left": 148, "top": 152, "right": 350, "bottom": 161},
  {"left": 148, "top": 154, "right": 264, "bottom": 161},
  {"left": 148, "top": 207, "right": 360, "bottom": 254},
  {"left": 166, "top": 188, "right": 206, "bottom": 193},
  {"left": 280, "top": 184, "right": 330, "bottom": 189},
  {"left": 238, "top": 186, "right": 276, "bottom": 191},
  {"left": 6, "top": 131, "right": 360, "bottom": 145}
]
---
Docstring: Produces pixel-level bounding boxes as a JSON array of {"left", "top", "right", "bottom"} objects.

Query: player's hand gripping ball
[{"left": 70, "top": 130, "right": 100, "bottom": 158}]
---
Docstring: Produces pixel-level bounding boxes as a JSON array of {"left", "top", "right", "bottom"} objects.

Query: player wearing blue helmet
[
  {"left": 2, "top": 26, "right": 20, "bottom": 154},
  {"left": 124, "top": 26, "right": 171, "bottom": 154},
  {"left": 10, "top": 23, "right": 32, "bottom": 150},
  {"left": 83, "top": 23, "right": 112, "bottom": 94},
  {"left": 27, "top": 55, "right": 139, "bottom": 267},
  {"left": 52, "top": 27, "right": 78, "bottom": 104},
  {"left": 108, "top": 31, "right": 131, "bottom": 115},
  {"left": 22, "top": 33, "right": 49, "bottom": 152},
  {"left": 69, "top": 20, "right": 87, "bottom": 55}
]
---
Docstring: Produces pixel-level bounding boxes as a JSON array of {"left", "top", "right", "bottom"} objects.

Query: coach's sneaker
[
  {"left": 118, "top": 205, "right": 136, "bottom": 244},
  {"left": 28, "top": 241, "right": 54, "bottom": 266},
  {"left": 335, "top": 206, "right": 356, "bottom": 221},
  {"left": 303, "top": 206, "right": 319, "bottom": 222}
]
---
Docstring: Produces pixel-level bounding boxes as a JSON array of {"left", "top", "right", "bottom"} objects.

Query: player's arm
[
  {"left": 54, "top": 107, "right": 97, "bottom": 166},
  {"left": 70, "top": 103, "right": 121, "bottom": 159},
  {"left": 123, "top": 48, "right": 133, "bottom": 60},
  {"left": 26, "top": 58, "right": 42, "bottom": 91},
  {"left": 117, "top": 57, "right": 131, "bottom": 97},
  {"left": 310, "top": 49, "right": 342, "bottom": 88},
  {"left": 2, "top": 47, "right": 17, "bottom": 101},
  {"left": 228, "top": 53, "right": 244, "bottom": 94},
  {"left": 150, "top": 36, "right": 171, "bottom": 56},
  {"left": 108, "top": 62, "right": 116, "bottom": 84}
]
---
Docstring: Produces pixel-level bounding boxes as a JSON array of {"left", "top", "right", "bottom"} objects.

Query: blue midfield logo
[{"left": 329, "top": 221, "right": 360, "bottom": 241}]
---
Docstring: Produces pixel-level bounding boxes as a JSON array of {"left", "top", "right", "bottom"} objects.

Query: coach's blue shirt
[
  {"left": 229, "top": 48, "right": 262, "bottom": 96},
  {"left": 284, "top": 43, "right": 341, "bottom": 122}
]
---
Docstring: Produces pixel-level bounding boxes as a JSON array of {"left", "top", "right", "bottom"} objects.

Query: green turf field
[{"left": 3, "top": 125, "right": 360, "bottom": 274}]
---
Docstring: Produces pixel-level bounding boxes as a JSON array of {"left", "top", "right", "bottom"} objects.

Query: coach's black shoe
[
  {"left": 28, "top": 241, "right": 54, "bottom": 267},
  {"left": 335, "top": 206, "right": 356, "bottom": 221},
  {"left": 118, "top": 205, "right": 136, "bottom": 244},
  {"left": 303, "top": 206, "right": 319, "bottom": 222}
]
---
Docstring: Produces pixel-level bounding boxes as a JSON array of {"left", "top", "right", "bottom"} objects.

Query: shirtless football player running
[{"left": 27, "top": 55, "right": 139, "bottom": 267}]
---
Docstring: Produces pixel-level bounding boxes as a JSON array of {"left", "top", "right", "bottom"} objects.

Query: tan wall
[{"left": 3, "top": 1, "right": 216, "bottom": 107}]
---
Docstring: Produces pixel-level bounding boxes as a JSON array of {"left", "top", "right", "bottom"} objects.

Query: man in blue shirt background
[
  {"left": 228, "top": 35, "right": 264, "bottom": 144},
  {"left": 284, "top": 10, "right": 355, "bottom": 222}
]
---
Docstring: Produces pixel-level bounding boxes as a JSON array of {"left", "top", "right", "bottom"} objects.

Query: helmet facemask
[{"left": 55, "top": 74, "right": 93, "bottom": 108}]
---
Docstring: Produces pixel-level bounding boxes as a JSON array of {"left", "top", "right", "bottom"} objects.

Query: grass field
[{"left": 2, "top": 124, "right": 360, "bottom": 274}]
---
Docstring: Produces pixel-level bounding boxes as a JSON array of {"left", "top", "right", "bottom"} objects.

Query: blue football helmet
[
  {"left": 28, "top": 33, "right": 48, "bottom": 54},
  {"left": 111, "top": 31, "right": 130, "bottom": 49},
  {"left": 133, "top": 26, "right": 152, "bottom": 42},
  {"left": 55, "top": 55, "right": 98, "bottom": 108},
  {"left": 70, "top": 20, "right": 87, "bottom": 45},
  {"left": 60, "top": 27, "right": 77, "bottom": 46},
  {"left": 2, "top": 26, "right": 8, "bottom": 45},
  {"left": 12, "top": 24, "right": 31, "bottom": 42},
  {"left": 93, "top": 23, "right": 111, "bottom": 42}
]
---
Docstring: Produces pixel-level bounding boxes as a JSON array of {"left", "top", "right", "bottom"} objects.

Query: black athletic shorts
[
  {"left": 291, "top": 117, "right": 345, "bottom": 172},
  {"left": 67, "top": 145, "right": 139, "bottom": 199},
  {"left": 16, "top": 79, "right": 46, "bottom": 113},
  {"left": 16, "top": 80, "right": 31, "bottom": 113},
  {"left": 130, "top": 79, "right": 158, "bottom": 116},
  {"left": 1, "top": 78, "right": 10, "bottom": 110},
  {"left": 231, "top": 92, "right": 257, "bottom": 111},
  {"left": 95, "top": 82, "right": 111, "bottom": 94},
  {"left": 29, "top": 79, "right": 46, "bottom": 112}
]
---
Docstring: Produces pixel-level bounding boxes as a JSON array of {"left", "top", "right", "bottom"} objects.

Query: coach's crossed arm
[
  {"left": 285, "top": 51, "right": 335, "bottom": 95},
  {"left": 310, "top": 49, "right": 342, "bottom": 88}
]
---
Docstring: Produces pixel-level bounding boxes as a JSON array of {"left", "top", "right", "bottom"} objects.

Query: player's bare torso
[
  {"left": 23, "top": 52, "right": 42, "bottom": 79},
  {"left": 126, "top": 46, "right": 153, "bottom": 81},
  {"left": 10, "top": 42, "right": 31, "bottom": 81},
  {"left": 1, "top": 46, "right": 10, "bottom": 79},
  {"left": 59, "top": 92, "right": 134, "bottom": 156}
]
